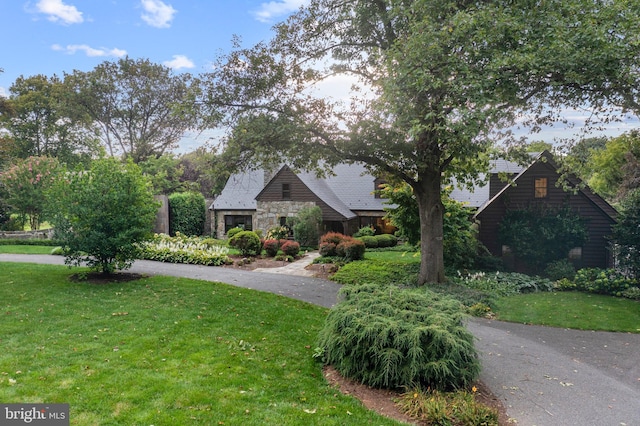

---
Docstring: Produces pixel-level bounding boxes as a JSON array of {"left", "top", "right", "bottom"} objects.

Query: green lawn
[
  {"left": 494, "top": 292, "right": 640, "bottom": 333},
  {"left": 0, "top": 245, "right": 58, "bottom": 254},
  {"left": 0, "top": 262, "right": 401, "bottom": 425}
]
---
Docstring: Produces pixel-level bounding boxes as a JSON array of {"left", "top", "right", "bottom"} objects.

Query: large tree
[
  {"left": 65, "top": 58, "right": 198, "bottom": 162},
  {"left": 201, "top": 0, "right": 640, "bottom": 284},
  {"left": 0, "top": 75, "right": 99, "bottom": 166}
]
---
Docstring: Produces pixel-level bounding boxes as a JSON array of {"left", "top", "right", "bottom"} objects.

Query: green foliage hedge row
[
  {"left": 357, "top": 234, "right": 398, "bottom": 248},
  {"left": 317, "top": 284, "right": 480, "bottom": 391},
  {"left": 168, "top": 192, "right": 206, "bottom": 237},
  {"left": 557, "top": 268, "right": 640, "bottom": 299}
]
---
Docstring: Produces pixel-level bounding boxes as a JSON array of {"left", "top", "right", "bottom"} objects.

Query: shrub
[
  {"left": 544, "top": 259, "right": 576, "bottom": 281},
  {"left": 375, "top": 233, "right": 398, "bottom": 248},
  {"left": 168, "top": 191, "right": 205, "bottom": 237},
  {"left": 612, "top": 188, "right": 640, "bottom": 279},
  {"left": 317, "top": 284, "right": 480, "bottom": 391},
  {"left": 451, "top": 271, "right": 554, "bottom": 297},
  {"left": 319, "top": 241, "right": 337, "bottom": 257},
  {"left": 291, "top": 206, "right": 322, "bottom": 247},
  {"left": 353, "top": 226, "right": 375, "bottom": 237},
  {"left": 358, "top": 235, "right": 378, "bottom": 248},
  {"left": 226, "top": 227, "right": 244, "bottom": 239},
  {"left": 48, "top": 158, "right": 158, "bottom": 275},
  {"left": 229, "top": 231, "right": 262, "bottom": 256},
  {"left": 281, "top": 240, "right": 301, "bottom": 257},
  {"left": 336, "top": 237, "right": 365, "bottom": 261},
  {"left": 574, "top": 268, "right": 638, "bottom": 296},
  {"left": 263, "top": 239, "right": 280, "bottom": 257},
  {"left": 137, "top": 233, "right": 230, "bottom": 266},
  {"left": 266, "top": 225, "right": 289, "bottom": 241}
]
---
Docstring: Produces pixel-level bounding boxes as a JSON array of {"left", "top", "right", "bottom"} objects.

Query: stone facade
[{"left": 255, "top": 200, "right": 316, "bottom": 232}]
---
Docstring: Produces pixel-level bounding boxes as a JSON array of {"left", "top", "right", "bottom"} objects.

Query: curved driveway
[{"left": 2, "top": 254, "right": 639, "bottom": 425}]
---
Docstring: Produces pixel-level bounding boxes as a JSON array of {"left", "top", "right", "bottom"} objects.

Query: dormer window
[
  {"left": 534, "top": 177, "right": 548, "bottom": 198},
  {"left": 282, "top": 183, "right": 291, "bottom": 200}
]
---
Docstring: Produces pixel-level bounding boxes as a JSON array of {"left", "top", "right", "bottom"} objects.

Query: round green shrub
[
  {"left": 229, "top": 230, "right": 262, "bottom": 256},
  {"left": 375, "top": 233, "right": 398, "bottom": 248},
  {"left": 358, "top": 235, "right": 379, "bottom": 248},
  {"left": 317, "top": 284, "right": 480, "bottom": 391},
  {"left": 226, "top": 227, "right": 244, "bottom": 239},
  {"left": 353, "top": 226, "right": 375, "bottom": 237}
]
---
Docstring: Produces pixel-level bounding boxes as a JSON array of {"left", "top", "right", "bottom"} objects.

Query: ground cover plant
[
  {"left": 0, "top": 262, "right": 402, "bottom": 425},
  {"left": 136, "top": 233, "right": 231, "bottom": 266}
]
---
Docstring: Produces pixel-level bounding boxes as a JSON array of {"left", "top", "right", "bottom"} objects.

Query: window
[
  {"left": 282, "top": 183, "right": 291, "bottom": 200},
  {"left": 534, "top": 177, "right": 548, "bottom": 198},
  {"left": 224, "top": 215, "right": 253, "bottom": 233}
]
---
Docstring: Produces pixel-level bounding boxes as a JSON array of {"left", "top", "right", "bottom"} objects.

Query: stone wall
[
  {"left": 0, "top": 229, "right": 54, "bottom": 240},
  {"left": 255, "top": 201, "right": 316, "bottom": 232}
]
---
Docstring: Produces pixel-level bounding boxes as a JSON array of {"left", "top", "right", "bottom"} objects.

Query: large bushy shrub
[
  {"left": 263, "top": 239, "right": 280, "bottom": 257},
  {"left": 375, "top": 233, "right": 398, "bottom": 248},
  {"left": 317, "top": 284, "right": 480, "bottom": 391},
  {"left": 168, "top": 191, "right": 205, "bottom": 237},
  {"left": 291, "top": 206, "right": 322, "bottom": 247},
  {"left": 336, "top": 237, "right": 365, "bottom": 261},
  {"left": 229, "top": 230, "right": 262, "bottom": 256},
  {"left": 281, "top": 240, "right": 301, "bottom": 257},
  {"left": 48, "top": 158, "right": 158, "bottom": 275}
]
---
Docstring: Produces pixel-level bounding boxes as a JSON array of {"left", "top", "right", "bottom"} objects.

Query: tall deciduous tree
[
  {"left": 0, "top": 156, "right": 61, "bottom": 230},
  {"left": 65, "top": 58, "right": 198, "bottom": 162},
  {"left": 0, "top": 75, "right": 100, "bottom": 166},
  {"left": 201, "top": 0, "right": 640, "bottom": 284}
]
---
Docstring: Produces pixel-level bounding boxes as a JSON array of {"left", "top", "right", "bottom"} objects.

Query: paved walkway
[{"left": 2, "top": 253, "right": 639, "bottom": 425}]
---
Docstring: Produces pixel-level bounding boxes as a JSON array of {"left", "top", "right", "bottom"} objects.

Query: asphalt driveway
[{"left": 2, "top": 253, "right": 639, "bottom": 425}]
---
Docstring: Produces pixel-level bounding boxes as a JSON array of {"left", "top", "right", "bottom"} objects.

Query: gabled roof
[
  {"left": 448, "top": 158, "right": 527, "bottom": 207},
  {"left": 473, "top": 151, "right": 617, "bottom": 220},
  {"left": 211, "top": 163, "right": 387, "bottom": 217},
  {"left": 210, "top": 168, "right": 264, "bottom": 210}
]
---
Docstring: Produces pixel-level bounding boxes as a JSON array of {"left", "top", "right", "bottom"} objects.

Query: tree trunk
[{"left": 414, "top": 170, "right": 445, "bottom": 285}]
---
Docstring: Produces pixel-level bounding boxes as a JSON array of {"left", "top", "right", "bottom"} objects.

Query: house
[
  {"left": 211, "top": 152, "right": 617, "bottom": 269},
  {"left": 210, "top": 163, "right": 395, "bottom": 238},
  {"left": 467, "top": 151, "right": 617, "bottom": 270}
]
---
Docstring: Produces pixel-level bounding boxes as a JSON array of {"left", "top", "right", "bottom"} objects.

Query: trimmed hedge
[
  {"left": 229, "top": 230, "right": 262, "bottom": 256},
  {"left": 168, "top": 192, "right": 205, "bottom": 237},
  {"left": 317, "top": 284, "right": 480, "bottom": 391}
]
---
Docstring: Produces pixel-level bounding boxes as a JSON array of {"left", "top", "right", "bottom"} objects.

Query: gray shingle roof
[{"left": 210, "top": 168, "right": 264, "bottom": 210}]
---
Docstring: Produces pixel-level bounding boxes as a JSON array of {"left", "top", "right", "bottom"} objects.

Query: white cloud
[
  {"left": 163, "top": 55, "right": 195, "bottom": 70},
  {"left": 253, "top": 0, "right": 308, "bottom": 23},
  {"left": 35, "top": 0, "right": 83, "bottom": 25},
  {"left": 0, "top": 86, "right": 7, "bottom": 98},
  {"left": 140, "top": 0, "right": 176, "bottom": 28},
  {"left": 51, "top": 44, "right": 127, "bottom": 57}
]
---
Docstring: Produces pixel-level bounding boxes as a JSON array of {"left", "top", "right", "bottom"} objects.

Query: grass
[
  {"left": 0, "top": 245, "right": 58, "bottom": 254},
  {"left": 0, "top": 262, "right": 402, "bottom": 425},
  {"left": 494, "top": 292, "right": 640, "bottom": 333}
]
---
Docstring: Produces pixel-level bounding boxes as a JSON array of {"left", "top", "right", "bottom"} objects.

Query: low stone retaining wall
[{"left": 0, "top": 229, "right": 54, "bottom": 240}]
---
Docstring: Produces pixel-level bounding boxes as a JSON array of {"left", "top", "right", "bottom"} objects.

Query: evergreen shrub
[
  {"left": 168, "top": 191, "right": 205, "bottom": 237},
  {"left": 375, "top": 233, "right": 398, "bottom": 248},
  {"left": 229, "top": 230, "right": 262, "bottom": 256},
  {"left": 358, "top": 235, "right": 378, "bottom": 248},
  {"left": 317, "top": 284, "right": 480, "bottom": 391},
  {"left": 226, "top": 227, "right": 244, "bottom": 239},
  {"left": 336, "top": 237, "right": 365, "bottom": 261}
]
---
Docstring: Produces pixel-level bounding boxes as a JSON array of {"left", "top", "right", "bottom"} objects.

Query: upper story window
[
  {"left": 282, "top": 183, "right": 291, "bottom": 200},
  {"left": 534, "top": 177, "right": 548, "bottom": 198}
]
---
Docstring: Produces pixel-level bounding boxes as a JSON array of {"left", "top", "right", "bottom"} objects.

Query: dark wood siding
[
  {"left": 256, "top": 167, "right": 348, "bottom": 222},
  {"left": 477, "top": 161, "right": 616, "bottom": 270}
]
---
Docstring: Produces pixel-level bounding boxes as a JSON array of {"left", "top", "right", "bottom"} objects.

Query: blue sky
[
  {"left": 0, "top": 0, "right": 637, "bottom": 153},
  {"left": 0, "top": 0, "right": 306, "bottom": 94}
]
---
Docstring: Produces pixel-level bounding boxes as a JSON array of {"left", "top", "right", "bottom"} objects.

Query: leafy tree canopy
[
  {"left": 200, "top": 0, "right": 640, "bottom": 284},
  {"left": 65, "top": 57, "right": 199, "bottom": 163},
  {"left": 48, "top": 158, "right": 158, "bottom": 275}
]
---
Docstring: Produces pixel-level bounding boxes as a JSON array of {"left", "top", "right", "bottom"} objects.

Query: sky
[{"left": 0, "top": 0, "right": 637, "bottom": 153}]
